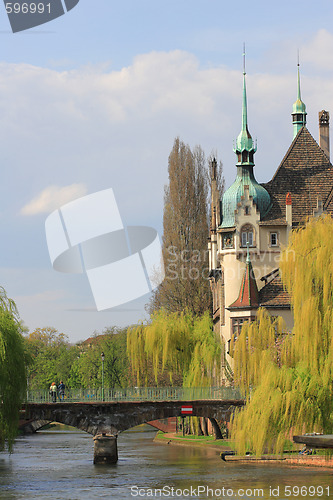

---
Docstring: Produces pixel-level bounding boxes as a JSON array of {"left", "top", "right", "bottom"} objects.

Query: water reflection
[{"left": 0, "top": 426, "right": 332, "bottom": 499}]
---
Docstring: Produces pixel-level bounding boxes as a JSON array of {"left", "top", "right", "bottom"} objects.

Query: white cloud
[
  {"left": 1, "top": 30, "right": 333, "bottom": 342},
  {"left": 20, "top": 183, "right": 88, "bottom": 215},
  {"left": 302, "top": 29, "right": 333, "bottom": 71}
]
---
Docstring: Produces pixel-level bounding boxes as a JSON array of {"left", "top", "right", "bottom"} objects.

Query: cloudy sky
[{"left": 0, "top": 0, "right": 332, "bottom": 343}]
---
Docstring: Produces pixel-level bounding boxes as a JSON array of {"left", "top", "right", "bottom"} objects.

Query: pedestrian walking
[
  {"left": 50, "top": 382, "right": 57, "bottom": 403},
  {"left": 58, "top": 381, "right": 65, "bottom": 401}
]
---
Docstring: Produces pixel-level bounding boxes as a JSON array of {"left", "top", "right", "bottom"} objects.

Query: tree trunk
[{"left": 209, "top": 417, "right": 223, "bottom": 440}]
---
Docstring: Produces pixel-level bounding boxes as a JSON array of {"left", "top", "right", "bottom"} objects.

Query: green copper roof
[
  {"left": 221, "top": 51, "right": 271, "bottom": 229},
  {"left": 292, "top": 63, "right": 306, "bottom": 138},
  {"left": 220, "top": 166, "right": 271, "bottom": 228}
]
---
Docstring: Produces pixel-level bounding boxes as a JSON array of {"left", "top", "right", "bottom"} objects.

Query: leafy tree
[
  {"left": 148, "top": 138, "right": 223, "bottom": 316},
  {"left": 75, "top": 327, "right": 130, "bottom": 389},
  {"left": 0, "top": 291, "right": 26, "bottom": 452},
  {"left": 25, "top": 327, "right": 79, "bottom": 389},
  {"left": 127, "top": 310, "right": 222, "bottom": 387},
  {"left": 231, "top": 215, "right": 333, "bottom": 456}
]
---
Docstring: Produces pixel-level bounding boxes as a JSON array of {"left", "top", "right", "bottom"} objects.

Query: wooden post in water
[{"left": 93, "top": 433, "right": 118, "bottom": 464}]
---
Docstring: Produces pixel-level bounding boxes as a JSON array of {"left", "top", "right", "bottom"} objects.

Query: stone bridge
[{"left": 22, "top": 399, "right": 245, "bottom": 436}]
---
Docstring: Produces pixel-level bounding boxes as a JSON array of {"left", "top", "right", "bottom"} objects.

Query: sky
[{"left": 0, "top": 0, "right": 332, "bottom": 343}]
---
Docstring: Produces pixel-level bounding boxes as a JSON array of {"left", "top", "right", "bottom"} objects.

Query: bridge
[{"left": 21, "top": 387, "right": 245, "bottom": 463}]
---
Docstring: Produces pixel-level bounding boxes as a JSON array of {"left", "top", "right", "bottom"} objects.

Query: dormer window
[
  {"left": 270, "top": 232, "right": 278, "bottom": 247},
  {"left": 240, "top": 224, "right": 255, "bottom": 247}
]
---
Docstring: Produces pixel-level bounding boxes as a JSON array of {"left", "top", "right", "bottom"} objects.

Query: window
[
  {"left": 270, "top": 232, "right": 278, "bottom": 247},
  {"left": 223, "top": 233, "right": 234, "bottom": 249},
  {"left": 240, "top": 224, "right": 254, "bottom": 247},
  {"left": 244, "top": 206, "right": 250, "bottom": 215},
  {"left": 231, "top": 318, "right": 246, "bottom": 341}
]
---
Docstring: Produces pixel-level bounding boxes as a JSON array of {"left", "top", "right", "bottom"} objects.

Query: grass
[{"left": 156, "top": 431, "right": 235, "bottom": 448}]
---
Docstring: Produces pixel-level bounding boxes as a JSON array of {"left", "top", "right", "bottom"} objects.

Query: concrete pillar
[{"left": 93, "top": 433, "right": 118, "bottom": 464}]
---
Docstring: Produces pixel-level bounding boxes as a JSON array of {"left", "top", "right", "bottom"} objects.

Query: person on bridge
[
  {"left": 50, "top": 382, "right": 57, "bottom": 403},
  {"left": 58, "top": 381, "right": 65, "bottom": 401}
]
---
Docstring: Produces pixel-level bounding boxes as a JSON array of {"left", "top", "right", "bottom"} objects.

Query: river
[{"left": 0, "top": 426, "right": 332, "bottom": 499}]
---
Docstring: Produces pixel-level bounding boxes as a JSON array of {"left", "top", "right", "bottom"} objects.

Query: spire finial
[
  {"left": 241, "top": 44, "right": 248, "bottom": 132},
  {"left": 297, "top": 50, "right": 301, "bottom": 101},
  {"left": 233, "top": 45, "right": 257, "bottom": 163},
  {"left": 292, "top": 51, "right": 307, "bottom": 138}
]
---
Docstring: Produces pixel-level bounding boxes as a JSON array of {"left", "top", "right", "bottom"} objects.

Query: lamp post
[{"left": 101, "top": 352, "right": 105, "bottom": 402}]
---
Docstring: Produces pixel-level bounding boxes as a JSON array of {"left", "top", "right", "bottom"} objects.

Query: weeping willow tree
[
  {"left": 231, "top": 215, "right": 333, "bottom": 456},
  {"left": 0, "top": 289, "right": 26, "bottom": 452},
  {"left": 127, "top": 309, "right": 222, "bottom": 387}
]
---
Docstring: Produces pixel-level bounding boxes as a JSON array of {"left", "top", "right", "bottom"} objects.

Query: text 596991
[{"left": 6, "top": 3, "right": 51, "bottom": 14}]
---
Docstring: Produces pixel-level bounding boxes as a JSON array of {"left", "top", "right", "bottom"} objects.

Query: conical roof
[{"left": 228, "top": 250, "right": 259, "bottom": 310}]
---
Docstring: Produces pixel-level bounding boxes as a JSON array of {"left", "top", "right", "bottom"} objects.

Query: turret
[
  {"left": 233, "top": 48, "right": 257, "bottom": 166},
  {"left": 292, "top": 62, "right": 307, "bottom": 138},
  {"left": 221, "top": 49, "right": 271, "bottom": 228}
]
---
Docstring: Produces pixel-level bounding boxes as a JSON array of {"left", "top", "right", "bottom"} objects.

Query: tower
[{"left": 291, "top": 62, "right": 307, "bottom": 138}]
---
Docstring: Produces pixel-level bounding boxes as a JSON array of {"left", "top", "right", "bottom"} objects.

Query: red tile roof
[{"left": 228, "top": 256, "right": 259, "bottom": 310}]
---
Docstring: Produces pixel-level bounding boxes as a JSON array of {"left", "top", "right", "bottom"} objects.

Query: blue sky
[{"left": 0, "top": 1, "right": 332, "bottom": 342}]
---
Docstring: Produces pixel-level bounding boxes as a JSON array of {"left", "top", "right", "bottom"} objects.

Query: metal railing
[{"left": 26, "top": 386, "right": 244, "bottom": 403}]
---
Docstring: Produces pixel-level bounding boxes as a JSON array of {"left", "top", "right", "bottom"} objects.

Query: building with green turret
[{"left": 208, "top": 60, "right": 332, "bottom": 380}]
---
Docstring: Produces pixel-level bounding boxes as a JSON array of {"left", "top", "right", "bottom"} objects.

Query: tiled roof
[
  {"left": 260, "top": 127, "right": 333, "bottom": 225},
  {"left": 228, "top": 257, "right": 259, "bottom": 310},
  {"left": 259, "top": 274, "right": 290, "bottom": 309}
]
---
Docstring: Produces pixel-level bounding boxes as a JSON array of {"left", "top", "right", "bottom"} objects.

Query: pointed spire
[
  {"left": 234, "top": 44, "right": 257, "bottom": 165},
  {"left": 241, "top": 44, "right": 248, "bottom": 133},
  {"left": 228, "top": 251, "right": 259, "bottom": 309},
  {"left": 292, "top": 55, "right": 307, "bottom": 138}
]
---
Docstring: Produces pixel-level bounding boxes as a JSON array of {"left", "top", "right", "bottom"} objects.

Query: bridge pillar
[{"left": 93, "top": 433, "right": 118, "bottom": 464}]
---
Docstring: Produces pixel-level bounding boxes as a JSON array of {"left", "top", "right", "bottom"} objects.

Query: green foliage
[
  {"left": 127, "top": 310, "right": 222, "bottom": 387},
  {"left": 25, "top": 327, "right": 79, "bottom": 389},
  {"left": 75, "top": 329, "right": 130, "bottom": 389},
  {"left": 231, "top": 216, "right": 333, "bottom": 456},
  {"left": 26, "top": 326, "right": 130, "bottom": 390},
  {"left": 0, "top": 309, "right": 26, "bottom": 452}
]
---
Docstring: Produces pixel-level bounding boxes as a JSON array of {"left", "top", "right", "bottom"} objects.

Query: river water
[{"left": 0, "top": 426, "right": 332, "bottom": 500}]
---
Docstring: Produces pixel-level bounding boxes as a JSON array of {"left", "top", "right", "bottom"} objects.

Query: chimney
[
  {"left": 286, "top": 193, "right": 292, "bottom": 241},
  {"left": 319, "top": 110, "right": 330, "bottom": 159}
]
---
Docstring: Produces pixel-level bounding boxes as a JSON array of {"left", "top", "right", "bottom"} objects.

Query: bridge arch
[{"left": 23, "top": 400, "right": 245, "bottom": 436}]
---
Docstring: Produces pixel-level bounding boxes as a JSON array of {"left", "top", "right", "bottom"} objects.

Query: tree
[
  {"left": 148, "top": 138, "right": 221, "bottom": 316},
  {"left": 73, "top": 327, "right": 130, "bottom": 389},
  {"left": 127, "top": 309, "right": 222, "bottom": 387},
  {"left": 231, "top": 215, "right": 333, "bottom": 456},
  {"left": 0, "top": 291, "right": 26, "bottom": 452},
  {"left": 25, "top": 327, "right": 79, "bottom": 390}
]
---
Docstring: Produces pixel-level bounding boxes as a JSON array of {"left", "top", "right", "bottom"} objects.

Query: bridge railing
[{"left": 26, "top": 386, "right": 244, "bottom": 403}]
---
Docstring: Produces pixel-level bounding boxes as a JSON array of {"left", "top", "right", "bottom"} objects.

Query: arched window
[{"left": 240, "top": 224, "right": 255, "bottom": 247}]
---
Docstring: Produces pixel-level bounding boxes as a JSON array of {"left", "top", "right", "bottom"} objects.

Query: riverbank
[{"left": 154, "top": 432, "right": 333, "bottom": 468}]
